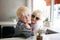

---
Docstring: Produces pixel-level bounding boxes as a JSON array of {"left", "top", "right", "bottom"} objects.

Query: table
[{"left": 42, "top": 33, "right": 60, "bottom": 40}]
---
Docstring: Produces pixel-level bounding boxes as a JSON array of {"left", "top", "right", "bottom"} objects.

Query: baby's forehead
[
  {"left": 33, "top": 12, "right": 41, "bottom": 16},
  {"left": 21, "top": 13, "right": 31, "bottom": 16}
]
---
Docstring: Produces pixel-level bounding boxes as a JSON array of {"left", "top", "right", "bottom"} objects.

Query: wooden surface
[
  {"left": 45, "top": 0, "right": 60, "bottom": 6},
  {"left": 55, "top": 0, "right": 60, "bottom": 4}
]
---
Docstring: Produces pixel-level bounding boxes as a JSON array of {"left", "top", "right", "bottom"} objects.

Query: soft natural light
[
  {"left": 33, "top": 0, "right": 50, "bottom": 21},
  {"left": 33, "top": 0, "right": 46, "bottom": 11}
]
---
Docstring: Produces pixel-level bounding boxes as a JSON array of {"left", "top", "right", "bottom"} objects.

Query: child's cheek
[
  {"left": 27, "top": 16, "right": 31, "bottom": 23},
  {"left": 23, "top": 17, "right": 27, "bottom": 22}
]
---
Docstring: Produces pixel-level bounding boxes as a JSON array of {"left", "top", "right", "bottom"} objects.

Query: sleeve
[
  {"left": 15, "top": 22, "right": 24, "bottom": 32},
  {"left": 33, "top": 20, "right": 43, "bottom": 33}
]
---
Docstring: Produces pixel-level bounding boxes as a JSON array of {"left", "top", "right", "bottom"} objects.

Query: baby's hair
[
  {"left": 32, "top": 10, "right": 42, "bottom": 18},
  {"left": 16, "top": 6, "right": 29, "bottom": 17}
]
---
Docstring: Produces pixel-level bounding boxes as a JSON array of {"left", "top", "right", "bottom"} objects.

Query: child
[
  {"left": 31, "top": 10, "right": 43, "bottom": 34},
  {"left": 14, "top": 6, "right": 34, "bottom": 38}
]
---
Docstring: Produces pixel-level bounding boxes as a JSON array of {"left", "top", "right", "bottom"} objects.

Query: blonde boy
[{"left": 15, "top": 6, "right": 34, "bottom": 38}]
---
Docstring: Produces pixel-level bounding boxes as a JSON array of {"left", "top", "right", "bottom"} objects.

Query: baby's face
[
  {"left": 31, "top": 14, "right": 40, "bottom": 24},
  {"left": 18, "top": 12, "right": 31, "bottom": 23}
]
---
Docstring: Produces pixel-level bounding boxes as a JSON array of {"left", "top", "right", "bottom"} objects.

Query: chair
[{"left": 2, "top": 26, "right": 15, "bottom": 38}]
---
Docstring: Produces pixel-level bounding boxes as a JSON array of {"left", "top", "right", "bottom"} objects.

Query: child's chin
[
  {"left": 24, "top": 21, "right": 27, "bottom": 23},
  {"left": 28, "top": 21, "right": 31, "bottom": 23},
  {"left": 32, "top": 21, "right": 35, "bottom": 24}
]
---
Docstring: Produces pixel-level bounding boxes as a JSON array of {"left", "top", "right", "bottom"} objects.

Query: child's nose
[{"left": 32, "top": 17, "right": 36, "bottom": 20}]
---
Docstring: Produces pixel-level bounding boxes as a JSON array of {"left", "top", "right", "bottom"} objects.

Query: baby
[
  {"left": 14, "top": 6, "right": 34, "bottom": 38},
  {"left": 31, "top": 10, "right": 43, "bottom": 34}
]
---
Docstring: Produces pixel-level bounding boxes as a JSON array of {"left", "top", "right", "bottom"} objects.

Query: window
[{"left": 33, "top": 0, "right": 51, "bottom": 22}]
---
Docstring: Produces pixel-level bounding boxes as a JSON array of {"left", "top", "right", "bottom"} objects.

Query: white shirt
[{"left": 31, "top": 20, "right": 43, "bottom": 33}]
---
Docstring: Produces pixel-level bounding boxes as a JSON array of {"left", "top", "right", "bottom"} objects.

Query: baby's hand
[{"left": 24, "top": 23, "right": 31, "bottom": 29}]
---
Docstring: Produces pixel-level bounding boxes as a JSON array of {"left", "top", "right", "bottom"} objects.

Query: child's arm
[
  {"left": 24, "top": 23, "right": 32, "bottom": 31},
  {"left": 24, "top": 23, "right": 31, "bottom": 29}
]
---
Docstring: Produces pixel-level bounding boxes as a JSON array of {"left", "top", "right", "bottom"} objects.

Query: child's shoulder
[{"left": 17, "top": 21, "right": 24, "bottom": 25}]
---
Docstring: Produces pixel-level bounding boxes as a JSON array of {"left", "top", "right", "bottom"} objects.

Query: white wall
[{"left": 0, "top": 0, "right": 26, "bottom": 21}]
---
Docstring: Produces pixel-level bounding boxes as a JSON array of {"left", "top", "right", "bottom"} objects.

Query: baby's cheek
[
  {"left": 31, "top": 19, "right": 37, "bottom": 24},
  {"left": 23, "top": 18, "right": 27, "bottom": 22},
  {"left": 27, "top": 17, "right": 31, "bottom": 23}
]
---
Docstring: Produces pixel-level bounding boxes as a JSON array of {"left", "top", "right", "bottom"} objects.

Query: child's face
[
  {"left": 31, "top": 14, "right": 40, "bottom": 24},
  {"left": 18, "top": 12, "right": 31, "bottom": 23}
]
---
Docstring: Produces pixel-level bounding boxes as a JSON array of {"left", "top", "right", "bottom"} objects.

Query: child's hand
[{"left": 24, "top": 23, "right": 31, "bottom": 29}]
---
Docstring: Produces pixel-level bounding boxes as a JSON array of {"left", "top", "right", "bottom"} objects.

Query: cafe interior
[{"left": 0, "top": 0, "right": 60, "bottom": 40}]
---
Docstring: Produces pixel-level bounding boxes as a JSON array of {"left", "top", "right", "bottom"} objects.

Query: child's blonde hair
[
  {"left": 32, "top": 10, "right": 42, "bottom": 19},
  {"left": 16, "top": 6, "right": 29, "bottom": 17}
]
